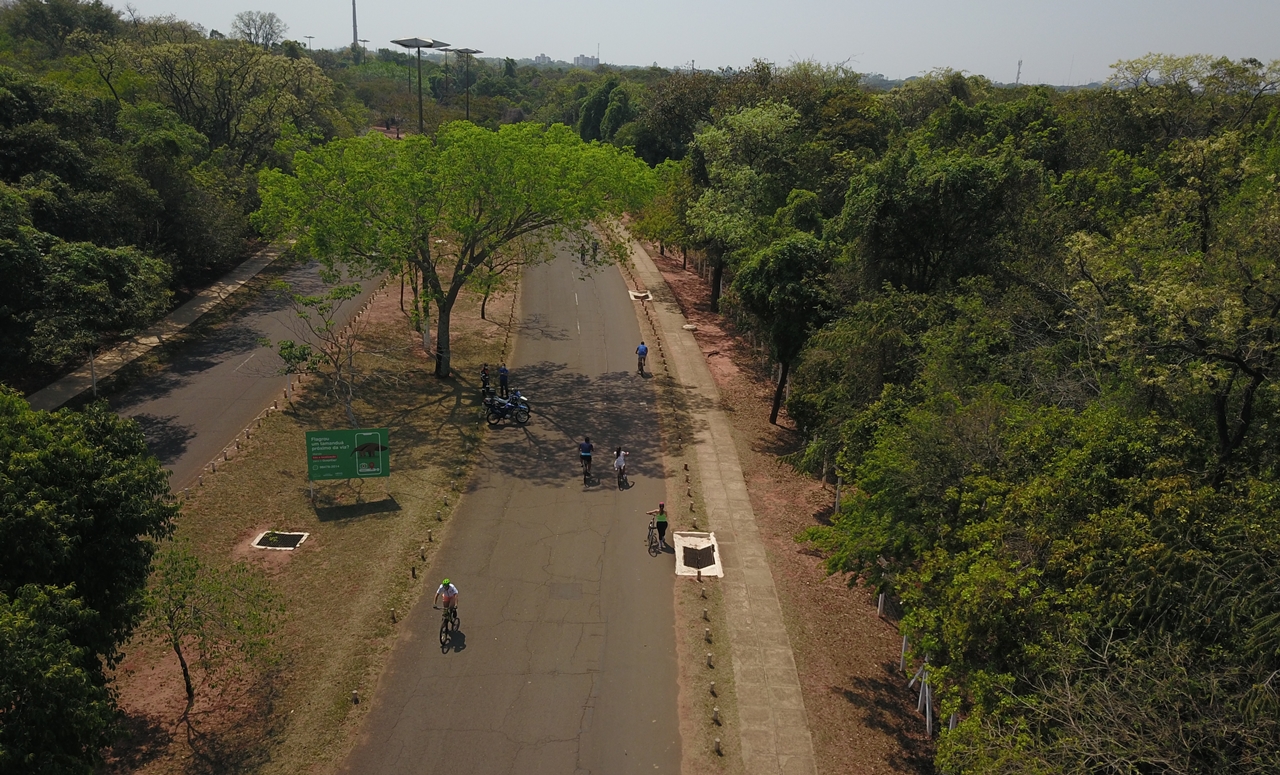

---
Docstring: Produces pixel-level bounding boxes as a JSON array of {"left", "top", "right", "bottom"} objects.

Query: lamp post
[
  {"left": 452, "top": 47, "right": 482, "bottom": 121},
  {"left": 391, "top": 37, "right": 449, "bottom": 134},
  {"left": 358, "top": 38, "right": 368, "bottom": 64},
  {"left": 303, "top": 35, "right": 314, "bottom": 50}
]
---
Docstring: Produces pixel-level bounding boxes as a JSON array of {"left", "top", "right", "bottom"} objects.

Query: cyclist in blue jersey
[{"left": 636, "top": 341, "right": 648, "bottom": 375}]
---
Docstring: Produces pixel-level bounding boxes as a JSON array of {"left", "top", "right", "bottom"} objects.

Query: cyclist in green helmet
[{"left": 435, "top": 579, "right": 459, "bottom": 610}]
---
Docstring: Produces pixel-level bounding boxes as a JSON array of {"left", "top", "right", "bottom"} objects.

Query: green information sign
[{"left": 306, "top": 428, "right": 390, "bottom": 481}]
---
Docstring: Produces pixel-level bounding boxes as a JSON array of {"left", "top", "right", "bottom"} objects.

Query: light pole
[
  {"left": 452, "top": 48, "right": 482, "bottom": 121},
  {"left": 304, "top": 35, "right": 314, "bottom": 50},
  {"left": 358, "top": 38, "right": 368, "bottom": 64},
  {"left": 392, "top": 37, "right": 448, "bottom": 134}
]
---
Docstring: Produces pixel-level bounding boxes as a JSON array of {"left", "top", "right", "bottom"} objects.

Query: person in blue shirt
[
  {"left": 498, "top": 363, "right": 510, "bottom": 397},
  {"left": 636, "top": 341, "right": 648, "bottom": 375}
]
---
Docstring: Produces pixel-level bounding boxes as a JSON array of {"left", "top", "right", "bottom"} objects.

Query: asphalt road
[
  {"left": 110, "top": 261, "right": 379, "bottom": 488},
  {"left": 340, "top": 248, "right": 681, "bottom": 774}
]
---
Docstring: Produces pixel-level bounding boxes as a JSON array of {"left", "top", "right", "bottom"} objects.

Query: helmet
[
  {"left": 441, "top": 578, "right": 451, "bottom": 586},
  {"left": 658, "top": 502, "right": 665, "bottom": 508}
]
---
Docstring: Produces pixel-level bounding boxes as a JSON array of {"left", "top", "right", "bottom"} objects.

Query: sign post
[{"left": 306, "top": 428, "right": 391, "bottom": 482}]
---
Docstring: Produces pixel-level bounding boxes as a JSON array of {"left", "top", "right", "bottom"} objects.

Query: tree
[
  {"left": 144, "top": 542, "right": 281, "bottom": 720},
  {"left": 27, "top": 242, "right": 172, "bottom": 370},
  {"left": 260, "top": 280, "right": 363, "bottom": 426},
  {"left": 0, "top": 390, "right": 177, "bottom": 663},
  {"left": 0, "top": 0, "right": 121, "bottom": 57},
  {"left": 230, "top": 10, "right": 287, "bottom": 49},
  {"left": 687, "top": 102, "right": 804, "bottom": 311},
  {"left": 0, "top": 585, "right": 116, "bottom": 774},
  {"left": 137, "top": 39, "right": 357, "bottom": 167},
  {"left": 732, "top": 232, "right": 832, "bottom": 423},
  {"left": 0, "top": 389, "right": 176, "bottom": 768},
  {"left": 255, "top": 122, "right": 654, "bottom": 376}
]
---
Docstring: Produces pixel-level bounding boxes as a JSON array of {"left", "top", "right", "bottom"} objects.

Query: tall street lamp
[
  {"left": 452, "top": 47, "right": 482, "bottom": 121},
  {"left": 392, "top": 37, "right": 448, "bottom": 134}
]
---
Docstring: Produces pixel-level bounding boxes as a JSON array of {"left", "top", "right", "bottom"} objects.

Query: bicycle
[
  {"left": 637, "top": 354, "right": 647, "bottom": 375},
  {"left": 647, "top": 518, "right": 660, "bottom": 556},
  {"left": 581, "top": 456, "right": 592, "bottom": 483},
  {"left": 616, "top": 464, "right": 627, "bottom": 490},
  {"left": 434, "top": 605, "right": 459, "bottom": 646}
]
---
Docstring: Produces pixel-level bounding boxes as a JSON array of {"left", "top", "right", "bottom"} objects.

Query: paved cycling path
[
  {"left": 340, "top": 248, "right": 680, "bottom": 774},
  {"left": 26, "top": 245, "right": 283, "bottom": 412},
  {"left": 628, "top": 240, "right": 818, "bottom": 775}
]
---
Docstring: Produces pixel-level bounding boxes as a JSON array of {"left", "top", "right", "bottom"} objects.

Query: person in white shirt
[{"left": 613, "top": 447, "right": 628, "bottom": 489}]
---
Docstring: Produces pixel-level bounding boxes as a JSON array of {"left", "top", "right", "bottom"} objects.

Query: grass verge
[
  {"left": 619, "top": 257, "right": 745, "bottom": 774},
  {"left": 105, "top": 276, "right": 518, "bottom": 775}
]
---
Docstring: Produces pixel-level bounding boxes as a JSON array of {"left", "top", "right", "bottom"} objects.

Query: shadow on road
[
  {"left": 466, "top": 359, "right": 718, "bottom": 488},
  {"left": 442, "top": 629, "right": 467, "bottom": 654},
  {"left": 130, "top": 413, "right": 197, "bottom": 462}
]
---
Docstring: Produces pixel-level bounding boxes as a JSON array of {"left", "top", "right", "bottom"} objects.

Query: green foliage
[
  {"left": 0, "top": 584, "right": 115, "bottom": 774},
  {"left": 0, "top": 389, "right": 175, "bottom": 768},
  {"left": 770, "top": 54, "right": 1280, "bottom": 773},
  {"left": 0, "top": 389, "right": 177, "bottom": 662},
  {"left": 255, "top": 122, "right": 654, "bottom": 376},
  {"left": 144, "top": 541, "right": 282, "bottom": 713}
]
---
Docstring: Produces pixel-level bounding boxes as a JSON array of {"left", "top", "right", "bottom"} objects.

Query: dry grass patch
[{"left": 106, "top": 280, "right": 517, "bottom": 775}]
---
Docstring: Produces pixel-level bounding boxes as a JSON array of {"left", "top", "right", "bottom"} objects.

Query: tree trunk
[
  {"left": 681, "top": 248, "right": 687, "bottom": 270},
  {"left": 435, "top": 297, "right": 454, "bottom": 377},
  {"left": 481, "top": 287, "right": 490, "bottom": 320},
  {"left": 173, "top": 638, "right": 195, "bottom": 715},
  {"left": 769, "top": 360, "right": 790, "bottom": 425},
  {"left": 710, "top": 256, "right": 725, "bottom": 313}
]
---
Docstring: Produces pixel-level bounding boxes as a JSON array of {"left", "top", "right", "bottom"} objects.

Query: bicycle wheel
[
  {"left": 648, "top": 528, "right": 660, "bottom": 556},
  {"left": 439, "top": 618, "right": 450, "bottom": 647},
  {"left": 514, "top": 407, "right": 530, "bottom": 424},
  {"left": 486, "top": 410, "right": 503, "bottom": 426}
]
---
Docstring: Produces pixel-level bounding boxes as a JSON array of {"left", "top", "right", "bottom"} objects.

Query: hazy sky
[{"left": 125, "top": 0, "right": 1280, "bottom": 85}]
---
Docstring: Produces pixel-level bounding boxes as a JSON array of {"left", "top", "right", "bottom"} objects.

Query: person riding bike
[
  {"left": 636, "top": 341, "right": 648, "bottom": 375},
  {"left": 434, "top": 578, "right": 459, "bottom": 621},
  {"left": 579, "top": 437, "right": 594, "bottom": 478},
  {"left": 613, "top": 447, "right": 628, "bottom": 488}
]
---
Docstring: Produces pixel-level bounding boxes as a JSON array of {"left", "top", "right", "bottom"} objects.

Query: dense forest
[
  {"left": 631, "top": 56, "right": 1280, "bottom": 773},
  {"left": 4, "top": 0, "right": 1280, "bottom": 770}
]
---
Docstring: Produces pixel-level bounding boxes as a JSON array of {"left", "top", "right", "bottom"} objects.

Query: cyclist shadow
[{"left": 441, "top": 630, "right": 467, "bottom": 654}]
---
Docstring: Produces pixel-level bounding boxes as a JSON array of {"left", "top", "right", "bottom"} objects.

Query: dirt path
[{"left": 645, "top": 249, "right": 936, "bottom": 775}]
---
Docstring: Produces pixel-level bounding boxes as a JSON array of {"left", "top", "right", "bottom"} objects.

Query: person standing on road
[
  {"left": 579, "top": 437, "right": 594, "bottom": 479},
  {"left": 498, "top": 363, "right": 510, "bottom": 398},
  {"left": 636, "top": 341, "right": 648, "bottom": 375},
  {"left": 646, "top": 502, "right": 669, "bottom": 549}
]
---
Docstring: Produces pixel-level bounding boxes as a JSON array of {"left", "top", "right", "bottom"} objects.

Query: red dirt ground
[{"left": 646, "top": 246, "right": 936, "bottom": 775}]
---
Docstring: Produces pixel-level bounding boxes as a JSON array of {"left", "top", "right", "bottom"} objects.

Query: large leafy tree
[
  {"left": 0, "top": 585, "right": 116, "bottom": 774},
  {"left": 732, "top": 230, "right": 832, "bottom": 423},
  {"left": 0, "top": 389, "right": 176, "bottom": 769},
  {"left": 255, "top": 121, "right": 654, "bottom": 376},
  {"left": 687, "top": 101, "right": 804, "bottom": 310}
]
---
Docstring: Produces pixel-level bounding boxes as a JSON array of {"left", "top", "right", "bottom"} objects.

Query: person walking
[
  {"left": 646, "top": 502, "right": 669, "bottom": 549},
  {"left": 498, "top": 363, "right": 509, "bottom": 398}
]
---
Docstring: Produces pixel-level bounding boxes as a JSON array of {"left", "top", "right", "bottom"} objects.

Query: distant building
[
  {"left": 533, "top": 53, "right": 551, "bottom": 65},
  {"left": 573, "top": 54, "right": 599, "bottom": 68}
]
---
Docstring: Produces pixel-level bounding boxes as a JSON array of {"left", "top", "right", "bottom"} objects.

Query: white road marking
[{"left": 234, "top": 353, "right": 256, "bottom": 372}]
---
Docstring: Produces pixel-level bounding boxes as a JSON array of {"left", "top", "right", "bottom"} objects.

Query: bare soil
[{"left": 645, "top": 247, "right": 936, "bottom": 775}]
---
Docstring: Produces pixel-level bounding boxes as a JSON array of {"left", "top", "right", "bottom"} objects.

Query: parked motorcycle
[{"left": 485, "top": 395, "right": 530, "bottom": 426}]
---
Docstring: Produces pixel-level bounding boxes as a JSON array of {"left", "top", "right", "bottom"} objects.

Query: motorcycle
[{"left": 485, "top": 394, "right": 530, "bottom": 426}]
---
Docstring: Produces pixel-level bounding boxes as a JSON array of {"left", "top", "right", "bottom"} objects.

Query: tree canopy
[{"left": 255, "top": 121, "right": 654, "bottom": 376}]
